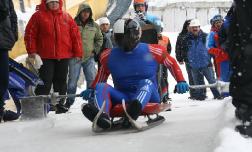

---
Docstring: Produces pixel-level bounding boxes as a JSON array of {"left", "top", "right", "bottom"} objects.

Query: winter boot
[
  {"left": 55, "top": 104, "right": 69, "bottom": 114},
  {"left": 162, "top": 94, "right": 172, "bottom": 103},
  {"left": 81, "top": 103, "right": 111, "bottom": 129},
  {"left": 235, "top": 104, "right": 252, "bottom": 122},
  {"left": 235, "top": 123, "right": 252, "bottom": 137},
  {"left": 64, "top": 102, "right": 72, "bottom": 109},
  {"left": 3, "top": 110, "right": 20, "bottom": 121}
]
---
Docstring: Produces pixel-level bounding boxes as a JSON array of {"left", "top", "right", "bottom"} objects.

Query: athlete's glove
[
  {"left": 175, "top": 82, "right": 189, "bottom": 94},
  {"left": 80, "top": 89, "right": 94, "bottom": 100}
]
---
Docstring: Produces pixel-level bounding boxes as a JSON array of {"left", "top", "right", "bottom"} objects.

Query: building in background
[{"left": 144, "top": 0, "right": 232, "bottom": 32}]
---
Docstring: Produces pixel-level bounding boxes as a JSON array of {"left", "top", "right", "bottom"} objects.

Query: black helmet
[{"left": 113, "top": 19, "right": 141, "bottom": 51}]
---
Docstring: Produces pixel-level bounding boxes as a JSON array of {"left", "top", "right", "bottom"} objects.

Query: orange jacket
[{"left": 158, "top": 35, "right": 171, "bottom": 54}]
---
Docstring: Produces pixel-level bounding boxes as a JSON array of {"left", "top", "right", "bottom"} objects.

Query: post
[{"left": 19, "top": 0, "right": 26, "bottom": 12}]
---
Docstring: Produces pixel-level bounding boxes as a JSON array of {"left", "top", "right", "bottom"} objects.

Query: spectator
[
  {"left": 65, "top": 2, "right": 103, "bottom": 109},
  {"left": 96, "top": 17, "right": 113, "bottom": 68},
  {"left": 158, "top": 33, "right": 172, "bottom": 102},
  {"left": 24, "top": 0, "right": 83, "bottom": 114},
  {"left": 207, "top": 15, "right": 232, "bottom": 98},
  {"left": 183, "top": 19, "right": 222, "bottom": 100},
  {"left": 226, "top": 0, "right": 252, "bottom": 137},
  {"left": 207, "top": 15, "right": 231, "bottom": 83},
  {"left": 0, "top": 0, "right": 19, "bottom": 122},
  {"left": 175, "top": 19, "right": 206, "bottom": 100},
  {"left": 133, "top": 0, "right": 162, "bottom": 43}
]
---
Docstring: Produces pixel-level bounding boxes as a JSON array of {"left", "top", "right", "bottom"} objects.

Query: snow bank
[{"left": 215, "top": 128, "right": 252, "bottom": 152}]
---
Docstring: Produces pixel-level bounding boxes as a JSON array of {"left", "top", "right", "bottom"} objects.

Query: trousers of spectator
[
  {"left": 185, "top": 62, "right": 206, "bottom": 98},
  {"left": 35, "top": 59, "right": 69, "bottom": 104},
  {"left": 191, "top": 66, "right": 220, "bottom": 98},
  {"left": 66, "top": 57, "right": 96, "bottom": 106},
  {"left": 0, "top": 50, "right": 9, "bottom": 107}
]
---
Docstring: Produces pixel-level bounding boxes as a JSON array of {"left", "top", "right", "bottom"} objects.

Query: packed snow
[{"left": 1, "top": 31, "right": 252, "bottom": 152}]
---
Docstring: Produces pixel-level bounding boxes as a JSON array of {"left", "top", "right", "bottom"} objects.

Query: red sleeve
[
  {"left": 149, "top": 44, "right": 185, "bottom": 82},
  {"left": 24, "top": 13, "right": 39, "bottom": 54},
  {"left": 68, "top": 14, "right": 83, "bottom": 58},
  {"left": 90, "top": 49, "right": 111, "bottom": 88},
  {"left": 209, "top": 48, "right": 229, "bottom": 63},
  {"left": 208, "top": 48, "right": 222, "bottom": 57}
]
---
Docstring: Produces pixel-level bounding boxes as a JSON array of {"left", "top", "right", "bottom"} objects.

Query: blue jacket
[{"left": 185, "top": 31, "right": 211, "bottom": 69}]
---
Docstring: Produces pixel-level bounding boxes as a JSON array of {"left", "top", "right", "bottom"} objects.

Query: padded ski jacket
[
  {"left": 185, "top": 31, "right": 211, "bottom": 69},
  {"left": 227, "top": 0, "right": 252, "bottom": 106},
  {"left": 175, "top": 32, "right": 188, "bottom": 63},
  {"left": 24, "top": 0, "right": 82, "bottom": 59},
  {"left": 0, "top": 0, "right": 18, "bottom": 50},
  {"left": 74, "top": 3, "right": 103, "bottom": 62}
]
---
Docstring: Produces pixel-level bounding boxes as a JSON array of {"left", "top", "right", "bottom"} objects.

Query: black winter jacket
[
  {"left": 0, "top": 0, "right": 18, "bottom": 50},
  {"left": 175, "top": 32, "right": 188, "bottom": 62}
]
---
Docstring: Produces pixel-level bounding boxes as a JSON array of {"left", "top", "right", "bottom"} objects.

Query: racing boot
[
  {"left": 81, "top": 103, "right": 111, "bottom": 129},
  {"left": 122, "top": 99, "right": 142, "bottom": 128}
]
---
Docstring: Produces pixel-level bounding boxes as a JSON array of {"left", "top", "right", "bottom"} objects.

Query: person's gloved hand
[
  {"left": 80, "top": 89, "right": 94, "bottom": 100},
  {"left": 136, "top": 11, "right": 146, "bottom": 21},
  {"left": 175, "top": 82, "right": 189, "bottom": 94}
]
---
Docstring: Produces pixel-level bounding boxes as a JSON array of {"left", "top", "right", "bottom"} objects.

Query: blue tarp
[{"left": 4, "top": 58, "right": 43, "bottom": 114}]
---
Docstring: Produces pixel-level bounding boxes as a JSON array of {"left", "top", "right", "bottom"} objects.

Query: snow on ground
[{"left": 1, "top": 32, "right": 252, "bottom": 152}]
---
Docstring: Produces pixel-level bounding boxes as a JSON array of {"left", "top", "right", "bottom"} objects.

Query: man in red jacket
[{"left": 24, "top": 0, "right": 83, "bottom": 114}]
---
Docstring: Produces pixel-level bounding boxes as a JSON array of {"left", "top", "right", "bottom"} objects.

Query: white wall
[{"left": 147, "top": 1, "right": 232, "bottom": 32}]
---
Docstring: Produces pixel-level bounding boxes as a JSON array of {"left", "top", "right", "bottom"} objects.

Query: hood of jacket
[
  {"left": 74, "top": 3, "right": 93, "bottom": 25},
  {"left": 36, "top": 0, "right": 63, "bottom": 13}
]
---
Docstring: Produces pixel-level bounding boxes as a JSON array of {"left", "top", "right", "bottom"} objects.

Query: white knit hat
[
  {"left": 46, "top": 0, "right": 59, "bottom": 4},
  {"left": 189, "top": 19, "right": 201, "bottom": 27},
  {"left": 98, "top": 17, "right": 110, "bottom": 25}
]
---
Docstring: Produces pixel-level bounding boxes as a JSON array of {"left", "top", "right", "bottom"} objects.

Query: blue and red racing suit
[{"left": 91, "top": 43, "right": 185, "bottom": 114}]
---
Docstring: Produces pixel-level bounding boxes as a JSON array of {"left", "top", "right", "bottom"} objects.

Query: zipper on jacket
[{"left": 53, "top": 14, "right": 56, "bottom": 57}]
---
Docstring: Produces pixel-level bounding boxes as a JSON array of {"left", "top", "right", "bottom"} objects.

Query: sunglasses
[{"left": 48, "top": 1, "right": 59, "bottom": 4}]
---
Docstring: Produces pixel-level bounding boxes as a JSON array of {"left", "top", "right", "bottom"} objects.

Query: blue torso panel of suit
[{"left": 107, "top": 43, "right": 159, "bottom": 94}]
